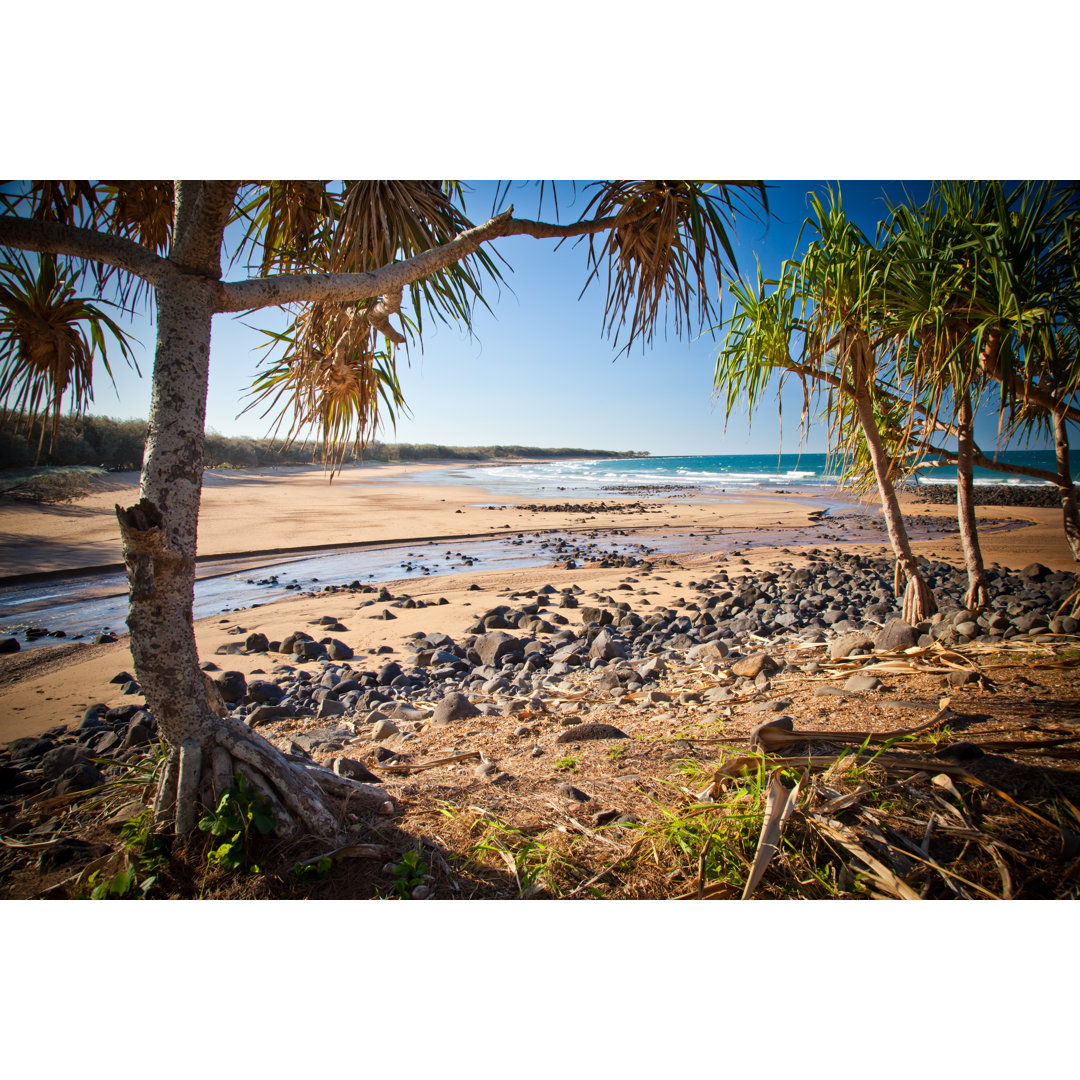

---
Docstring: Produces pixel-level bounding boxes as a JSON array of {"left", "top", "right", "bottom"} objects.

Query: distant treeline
[{"left": 0, "top": 413, "right": 646, "bottom": 471}]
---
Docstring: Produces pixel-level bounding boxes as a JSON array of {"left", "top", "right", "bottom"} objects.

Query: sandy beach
[{"left": 0, "top": 460, "right": 1076, "bottom": 746}]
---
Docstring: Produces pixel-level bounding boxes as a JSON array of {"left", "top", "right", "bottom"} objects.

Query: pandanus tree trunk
[
  {"left": 955, "top": 389, "right": 990, "bottom": 610},
  {"left": 113, "top": 183, "right": 384, "bottom": 840},
  {"left": 1052, "top": 408, "right": 1080, "bottom": 561},
  {"left": 846, "top": 369, "right": 937, "bottom": 629}
]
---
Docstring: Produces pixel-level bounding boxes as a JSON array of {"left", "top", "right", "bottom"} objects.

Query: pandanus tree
[
  {"left": 881, "top": 181, "right": 1080, "bottom": 564},
  {"left": 0, "top": 179, "right": 766, "bottom": 839},
  {"left": 716, "top": 191, "right": 938, "bottom": 623}
]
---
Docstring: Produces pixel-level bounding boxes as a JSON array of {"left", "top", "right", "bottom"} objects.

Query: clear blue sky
[{"left": 81, "top": 177, "right": 1038, "bottom": 458}]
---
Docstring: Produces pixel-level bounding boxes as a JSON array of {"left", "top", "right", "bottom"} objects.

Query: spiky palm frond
[
  {"left": 100, "top": 182, "right": 174, "bottom": 253},
  {"left": 23, "top": 181, "right": 101, "bottom": 226},
  {"left": 239, "top": 181, "right": 503, "bottom": 466},
  {"left": 0, "top": 251, "right": 135, "bottom": 455},
  {"left": 331, "top": 180, "right": 502, "bottom": 338},
  {"left": 13, "top": 181, "right": 174, "bottom": 309},
  {"left": 581, "top": 181, "right": 766, "bottom": 353},
  {"left": 234, "top": 182, "right": 336, "bottom": 275}
]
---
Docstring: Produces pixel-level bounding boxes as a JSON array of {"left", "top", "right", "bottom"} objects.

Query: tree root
[
  {"left": 964, "top": 578, "right": 990, "bottom": 615},
  {"left": 901, "top": 569, "right": 938, "bottom": 624},
  {"left": 153, "top": 718, "right": 391, "bottom": 843}
]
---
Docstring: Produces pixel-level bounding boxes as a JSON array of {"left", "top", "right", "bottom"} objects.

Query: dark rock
[
  {"left": 378, "top": 662, "right": 403, "bottom": 685},
  {"left": 326, "top": 638, "right": 354, "bottom": 661},
  {"left": 295, "top": 640, "right": 329, "bottom": 661},
  {"left": 589, "top": 628, "right": 627, "bottom": 662},
  {"left": 556, "top": 723, "right": 630, "bottom": 743},
  {"left": 213, "top": 670, "right": 248, "bottom": 703},
  {"left": 246, "top": 679, "right": 285, "bottom": 705},
  {"left": 474, "top": 631, "right": 526, "bottom": 668},
  {"left": 122, "top": 719, "right": 154, "bottom": 750},
  {"left": 281, "top": 631, "right": 313, "bottom": 654},
  {"left": 0, "top": 637, "right": 20, "bottom": 654},
  {"left": 729, "top": 652, "right": 779, "bottom": 679},
  {"left": 41, "top": 745, "right": 92, "bottom": 781},
  {"left": 317, "top": 697, "right": 347, "bottom": 718},
  {"left": 247, "top": 705, "right": 295, "bottom": 727},
  {"left": 555, "top": 782, "right": 590, "bottom": 802},
  {"left": 80, "top": 704, "right": 109, "bottom": 729},
  {"left": 430, "top": 692, "right": 481, "bottom": 726},
  {"left": 874, "top": 619, "right": 918, "bottom": 652},
  {"left": 54, "top": 762, "right": 105, "bottom": 794},
  {"left": 750, "top": 715, "right": 795, "bottom": 749},
  {"left": 245, "top": 632, "right": 270, "bottom": 653},
  {"left": 332, "top": 757, "right": 382, "bottom": 783}
]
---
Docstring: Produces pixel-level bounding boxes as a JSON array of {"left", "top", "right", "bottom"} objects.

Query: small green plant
[
  {"left": 553, "top": 756, "right": 578, "bottom": 772},
  {"left": 87, "top": 809, "right": 169, "bottom": 900},
  {"left": 467, "top": 819, "right": 567, "bottom": 898},
  {"left": 293, "top": 855, "right": 333, "bottom": 881},
  {"left": 389, "top": 848, "right": 429, "bottom": 898},
  {"left": 606, "top": 745, "right": 627, "bottom": 761},
  {"left": 197, "top": 774, "right": 275, "bottom": 874}
]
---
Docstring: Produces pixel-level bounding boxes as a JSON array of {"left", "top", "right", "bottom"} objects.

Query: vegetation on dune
[{"left": 0, "top": 410, "right": 645, "bottom": 474}]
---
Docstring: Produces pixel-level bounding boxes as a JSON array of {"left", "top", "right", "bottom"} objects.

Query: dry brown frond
[
  {"left": 102, "top": 182, "right": 175, "bottom": 253},
  {"left": 246, "top": 300, "right": 403, "bottom": 474},
  {"left": 330, "top": 181, "right": 471, "bottom": 272},
  {"left": 243, "top": 182, "right": 335, "bottom": 275},
  {"left": 582, "top": 180, "right": 754, "bottom": 351}
]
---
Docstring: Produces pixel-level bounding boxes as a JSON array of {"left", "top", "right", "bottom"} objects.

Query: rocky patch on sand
[{"left": 3, "top": 549, "right": 1079, "bottom": 899}]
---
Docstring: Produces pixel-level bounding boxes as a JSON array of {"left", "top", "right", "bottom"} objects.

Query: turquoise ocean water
[{"left": 416, "top": 451, "right": 1080, "bottom": 499}]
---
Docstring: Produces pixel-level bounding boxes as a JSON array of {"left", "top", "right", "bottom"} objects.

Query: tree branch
[
  {"left": 912, "top": 439, "right": 1062, "bottom": 484},
  {"left": 0, "top": 215, "right": 169, "bottom": 285},
  {"left": 217, "top": 210, "right": 516, "bottom": 314},
  {"left": 215, "top": 205, "right": 652, "bottom": 317}
]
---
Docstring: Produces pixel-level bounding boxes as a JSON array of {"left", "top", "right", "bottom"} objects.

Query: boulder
[
  {"left": 430, "top": 692, "right": 481, "bottom": 726},
  {"left": 589, "top": 628, "right": 627, "bottom": 662},
  {"left": 213, "top": 670, "right": 248, "bottom": 703},
  {"left": 829, "top": 633, "right": 874, "bottom": 660},
  {"left": 729, "top": 652, "right": 779, "bottom": 679},
  {"left": 874, "top": 619, "right": 918, "bottom": 652},
  {"left": 246, "top": 680, "right": 285, "bottom": 705},
  {"left": 326, "top": 638, "right": 354, "bottom": 661},
  {"left": 474, "top": 631, "right": 526, "bottom": 668}
]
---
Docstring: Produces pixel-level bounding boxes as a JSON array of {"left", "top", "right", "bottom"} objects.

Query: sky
[{"left": 70, "top": 176, "right": 1041, "bottom": 459}]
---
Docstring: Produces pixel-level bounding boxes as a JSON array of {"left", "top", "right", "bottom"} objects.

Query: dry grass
[{"left": 4, "top": 632, "right": 1079, "bottom": 901}]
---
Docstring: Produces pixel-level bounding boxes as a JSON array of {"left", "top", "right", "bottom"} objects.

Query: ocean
[{"left": 413, "top": 451, "right": 1080, "bottom": 500}]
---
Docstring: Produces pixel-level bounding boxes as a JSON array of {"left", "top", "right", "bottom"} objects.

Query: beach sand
[{"left": 0, "top": 461, "right": 1076, "bottom": 744}]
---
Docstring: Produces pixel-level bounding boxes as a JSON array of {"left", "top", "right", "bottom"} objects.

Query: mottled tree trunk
[
  {"left": 1053, "top": 408, "right": 1080, "bottom": 561},
  {"left": 852, "top": 386, "right": 937, "bottom": 623},
  {"left": 119, "top": 279, "right": 216, "bottom": 747},
  {"left": 955, "top": 390, "right": 989, "bottom": 610},
  {"left": 113, "top": 183, "right": 384, "bottom": 839}
]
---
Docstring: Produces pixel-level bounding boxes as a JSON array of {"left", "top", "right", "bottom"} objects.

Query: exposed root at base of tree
[
  {"left": 964, "top": 579, "right": 991, "bottom": 615},
  {"left": 152, "top": 715, "right": 390, "bottom": 842},
  {"left": 899, "top": 567, "right": 938, "bottom": 624}
]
